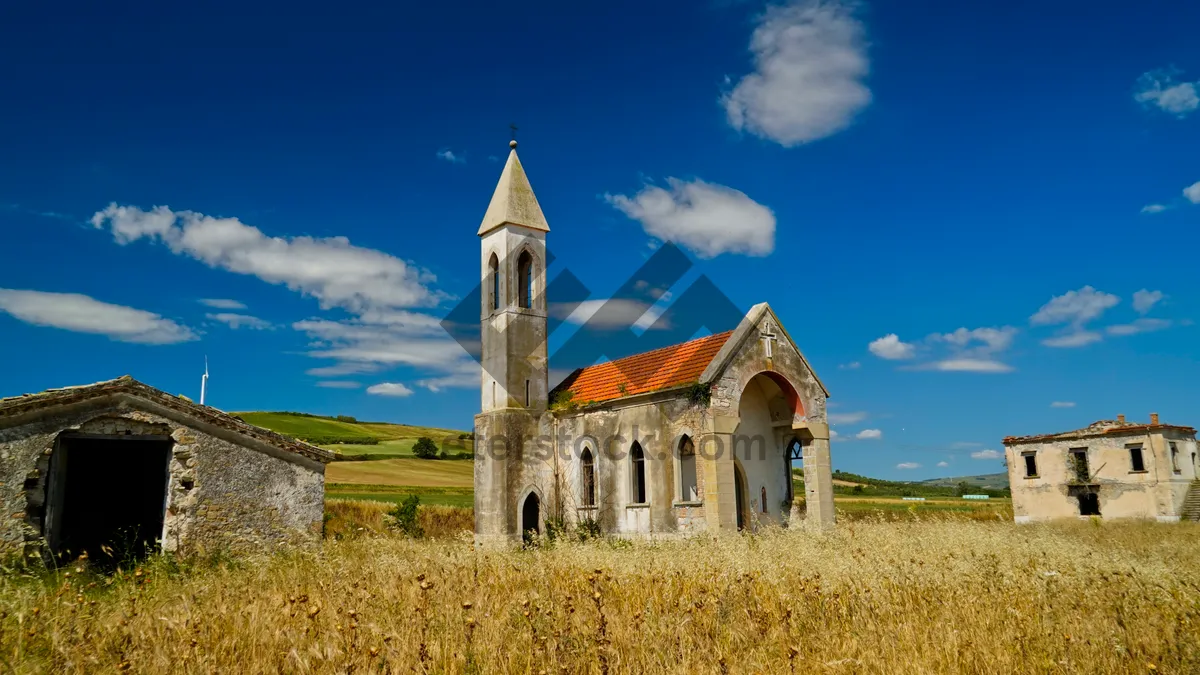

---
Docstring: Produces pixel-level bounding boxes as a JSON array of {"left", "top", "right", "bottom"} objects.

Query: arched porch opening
[{"left": 733, "top": 371, "right": 804, "bottom": 526}]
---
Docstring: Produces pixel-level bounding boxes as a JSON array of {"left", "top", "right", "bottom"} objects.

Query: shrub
[
  {"left": 388, "top": 495, "right": 423, "bottom": 538},
  {"left": 335, "top": 415, "right": 358, "bottom": 423},
  {"left": 412, "top": 437, "right": 439, "bottom": 459}
]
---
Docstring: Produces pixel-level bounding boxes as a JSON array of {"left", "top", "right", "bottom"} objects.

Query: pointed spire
[{"left": 477, "top": 141, "right": 550, "bottom": 236}]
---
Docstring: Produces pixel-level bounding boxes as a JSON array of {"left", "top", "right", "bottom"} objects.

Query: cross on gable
[{"left": 760, "top": 321, "right": 778, "bottom": 358}]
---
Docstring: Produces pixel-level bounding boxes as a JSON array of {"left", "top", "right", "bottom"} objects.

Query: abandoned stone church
[
  {"left": 473, "top": 142, "right": 835, "bottom": 544},
  {"left": 0, "top": 377, "right": 331, "bottom": 562}
]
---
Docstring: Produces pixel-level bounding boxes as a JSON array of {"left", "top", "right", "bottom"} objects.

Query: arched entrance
[
  {"left": 733, "top": 371, "right": 804, "bottom": 527},
  {"left": 520, "top": 492, "right": 540, "bottom": 537}
]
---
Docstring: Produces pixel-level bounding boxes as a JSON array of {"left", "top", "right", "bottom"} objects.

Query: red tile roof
[{"left": 553, "top": 331, "right": 734, "bottom": 406}]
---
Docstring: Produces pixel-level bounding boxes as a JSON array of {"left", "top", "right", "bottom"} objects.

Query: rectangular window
[
  {"left": 1170, "top": 442, "right": 1180, "bottom": 473},
  {"left": 1128, "top": 445, "right": 1145, "bottom": 472},
  {"left": 1069, "top": 449, "right": 1089, "bottom": 482},
  {"left": 1023, "top": 452, "right": 1038, "bottom": 478},
  {"left": 525, "top": 380, "right": 530, "bottom": 407}
]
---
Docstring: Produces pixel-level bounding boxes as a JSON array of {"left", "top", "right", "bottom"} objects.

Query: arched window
[
  {"left": 580, "top": 448, "right": 596, "bottom": 507},
  {"left": 517, "top": 250, "right": 534, "bottom": 309},
  {"left": 630, "top": 442, "right": 647, "bottom": 504},
  {"left": 678, "top": 435, "right": 697, "bottom": 501},
  {"left": 488, "top": 253, "right": 500, "bottom": 311}
]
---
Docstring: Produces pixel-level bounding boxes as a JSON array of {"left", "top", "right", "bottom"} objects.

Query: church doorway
[
  {"left": 734, "top": 461, "right": 748, "bottom": 530},
  {"left": 734, "top": 371, "right": 804, "bottom": 527},
  {"left": 45, "top": 434, "right": 172, "bottom": 567},
  {"left": 520, "top": 492, "right": 540, "bottom": 539}
]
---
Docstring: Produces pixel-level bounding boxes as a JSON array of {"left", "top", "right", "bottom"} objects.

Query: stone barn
[{"left": 0, "top": 376, "right": 332, "bottom": 564}]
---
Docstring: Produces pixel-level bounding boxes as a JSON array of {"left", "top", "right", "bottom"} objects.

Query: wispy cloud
[
  {"left": 951, "top": 442, "right": 981, "bottom": 450},
  {"left": 552, "top": 298, "right": 671, "bottom": 332},
  {"left": 896, "top": 462, "right": 920, "bottom": 470},
  {"left": 606, "top": 178, "right": 775, "bottom": 258},
  {"left": 971, "top": 449, "right": 1003, "bottom": 460},
  {"left": 828, "top": 411, "right": 867, "bottom": 425},
  {"left": 206, "top": 313, "right": 273, "bottom": 330},
  {"left": 1106, "top": 318, "right": 1172, "bottom": 336},
  {"left": 1132, "top": 289, "right": 1164, "bottom": 314},
  {"left": 838, "top": 361, "right": 861, "bottom": 370},
  {"left": 437, "top": 149, "right": 465, "bottom": 164},
  {"left": 1031, "top": 286, "right": 1119, "bottom": 348},
  {"left": 1140, "top": 203, "right": 1168, "bottom": 214},
  {"left": 1134, "top": 68, "right": 1199, "bottom": 117},
  {"left": 873, "top": 326, "right": 1016, "bottom": 372},
  {"left": 1050, "top": 401, "right": 1076, "bottom": 408},
  {"left": 366, "top": 382, "right": 414, "bottom": 397},
  {"left": 936, "top": 461, "right": 949, "bottom": 468},
  {"left": 723, "top": 0, "right": 871, "bottom": 146},
  {"left": 0, "top": 289, "right": 195, "bottom": 344},
  {"left": 199, "top": 298, "right": 246, "bottom": 310},
  {"left": 855, "top": 429, "right": 882, "bottom": 440},
  {"left": 316, "top": 380, "right": 362, "bottom": 389}
]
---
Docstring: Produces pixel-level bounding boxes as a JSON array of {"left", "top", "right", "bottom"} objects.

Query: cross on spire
[{"left": 760, "top": 321, "right": 778, "bottom": 358}]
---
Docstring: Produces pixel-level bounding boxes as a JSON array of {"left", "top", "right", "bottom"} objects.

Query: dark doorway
[
  {"left": 734, "top": 462, "right": 747, "bottom": 531},
  {"left": 520, "top": 492, "right": 540, "bottom": 537},
  {"left": 1077, "top": 492, "right": 1101, "bottom": 516},
  {"left": 46, "top": 435, "right": 172, "bottom": 566}
]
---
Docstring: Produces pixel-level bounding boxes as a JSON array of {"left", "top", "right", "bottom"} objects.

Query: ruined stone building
[
  {"left": 473, "top": 141, "right": 835, "bottom": 545},
  {"left": 1004, "top": 414, "right": 1200, "bottom": 522},
  {"left": 0, "top": 376, "right": 331, "bottom": 563}
]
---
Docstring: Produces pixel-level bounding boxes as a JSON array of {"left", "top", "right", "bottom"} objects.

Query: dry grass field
[{"left": 2, "top": 514, "right": 1198, "bottom": 674}]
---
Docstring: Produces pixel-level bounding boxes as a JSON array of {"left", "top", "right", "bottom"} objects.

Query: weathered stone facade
[
  {"left": 472, "top": 143, "right": 834, "bottom": 545},
  {"left": 1004, "top": 416, "right": 1199, "bottom": 523},
  {"left": 0, "top": 377, "right": 331, "bottom": 561}
]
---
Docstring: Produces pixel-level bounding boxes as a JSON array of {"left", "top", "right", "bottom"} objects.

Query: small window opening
[
  {"left": 488, "top": 254, "right": 500, "bottom": 311},
  {"left": 517, "top": 251, "right": 534, "bottom": 309},
  {"left": 760, "top": 486, "right": 768, "bottom": 513},
  {"left": 580, "top": 448, "right": 596, "bottom": 507},
  {"left": 631, "top": 442, "right": 647, "bottom": 504},
  {"left": 1129, "top": 445, "right": 1145, "bottom": 472},
  {"left": 1077, "top": 492, "right": 1101, "bottom": 516},
  {"left": 678, "top": 435, "right": 698, "bottom": 501},
  {"left": 1170, "top": 442, "right": 1180, "bottom": 473},
  {"left": 1023, "top": 452, "right": 1038, "bottom": 478},
  {"left": 1069, "top": 449, "right": 1090, "bottom": 482},
  {"left": 525, "top": 379, "right": 530, "bottom": 407},
  {"left": 492, "top": 381, "right": 496, "bottom": 407}
]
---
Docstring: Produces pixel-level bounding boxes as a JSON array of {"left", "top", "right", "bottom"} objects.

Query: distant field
[
  {"left": 325, "top": 457, "right": 473, "bottom": 487},
  {"left": 235, "top": 412, "right": 473, "bottom": 459},
  {"left": 327, "top": 484, "right": 474, "bottom": 508}
]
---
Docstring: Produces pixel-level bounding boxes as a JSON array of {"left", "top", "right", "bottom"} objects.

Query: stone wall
[{"left": 0, "top": 401, "right": 324, "bottom": 560}]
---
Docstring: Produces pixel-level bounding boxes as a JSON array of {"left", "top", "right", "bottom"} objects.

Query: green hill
[
  {"left": 235, "top": 412, "right": 473, "bottom": 460},
  {"left": 919, "top": 472, "right": 1009, "bottom": 490},
  {"left": 794, "top": 470, "right": 1010, "bottom": 498}
]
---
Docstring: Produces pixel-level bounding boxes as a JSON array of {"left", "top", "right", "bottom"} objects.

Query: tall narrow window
[
  {"left": 525, "top": 380, "right": 530, "bottom": 407},
  {"left": 760, "top": 486, "right": 768, "bottom": 513},
  {"left": 1170, "top": 442, "right": 1180, "bottom": 473},
  {"left": 517, "top": 251, "right": 533, "bottom": 309},
  {"left": 488, "top": 254, "right": 500, "bottom": 311},
  {"left": 630, "top": 442, "right": 647, "bottom": 504},
  {"left": 1128, "top": 445, "right": 1145, "bottom": 472},
  {"left": 678, "top": 435, "right": 698, "bottom": 501},
  {"left": 1023, "top": 452, "right": 1038, "bottom": 478},
  {"left": 1070, "top": 449, "right": 1089, "bottom": 482},
  {"left": 581, "top": 448, "right": 596, "bottom": 507}
]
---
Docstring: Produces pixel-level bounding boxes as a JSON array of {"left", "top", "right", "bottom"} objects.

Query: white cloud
[
  {"left": 316, "top": 381, "right": 362, "bottom": 389},
  {"left": 306, "top": 363, "right": 382, "bottom": 377},
  {"left": 1134, "top": 69, "right": 1199, "bottom": 117},
  {"left": 924, "top": 358, "right": 1013, "bottom": 373},
  {"left": 1041, "top": 330, "right": 1102, "bottom": 348},
  {"left": 829, "top": 429, "right": 840, "bottom": 441},
  {"left": 868, "top": 334, "right": 915, "bottom": 360},
  {"left": 838, "top": 361, "right": 861, "bottom": 370},
  {"left": 936, "top": 461, "right": 949, "bottom": 468},
  {"left": 206, "top": 313, "right": 273, "bottom": 330},
  {"left": 1106, "top": 318, "right": 1172, "bottom": 336},
  {"left": 91, "top": 204, "right": 444, "bottom": 314},
  {"left": 896, "top": 462, "right": 920, "bottom": 470},
  {"left": 855, "top": 429, "right": 882, "bottom": 440},
  {"left": 366, "top": 382, "right": 414, "bottom": 397},
  {"left": 0, "top": 289, "right": 195, "bottom": 344},
  {"left": 437, "top": 149, "right": 465, "bottom": 164},
  {"left": 723, "top": 0, "right": 871, "bottom": 146},
  {"left": 971, "top": 449, "right": 1003, "bottom": 460},
  {"left": 1031, "top": 286, "right": 1119, "bottom": 327},
  {"left": 553, "top": 298, "right": 670, "bottom": 331},
  {"left": 828, "top": 411, "right": 866, "bottom": 424},
  {"left": 1050, "top": 401, "right": 1076, "bottom": 408},
  {"left": 199, "top": 298, "right": 246, "bottom": 310},
  {"left": 1140, "top": 204, "right": 1168, "bottom": 214},
  {"left": 1184, "top": 181, "right": 1200, "bottom": 204},
  {"left": 1132, "top": 289, "right": 1164, "bottom": 314},
  {"left": 934, "top": 326, "right": 1016, "bottom": 352},
  {"left": 415, "top": 362, "right": 480, "bottom": 392},
  {"left": 606, "top": 178, "right": 775, "bottom": 258}
]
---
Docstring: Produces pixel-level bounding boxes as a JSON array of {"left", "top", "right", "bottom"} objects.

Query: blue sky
[{"left": 2, "top": 0, "right": 1199, "bottom": 480}]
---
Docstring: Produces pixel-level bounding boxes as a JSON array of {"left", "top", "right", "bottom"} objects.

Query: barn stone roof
[
  {"left": 1003, "top": 418, "right": 1196, "bottom": 445},
  {"left": 551, "top": 331, "right": 734, "bottom": 406},
  {"left": 0, "top": 376, "right": 334, "bottom": 463}
]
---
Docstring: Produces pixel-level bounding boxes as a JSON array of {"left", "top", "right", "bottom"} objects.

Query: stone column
[
  {"left": 702, "top": 414, "right": 739, "bottom": 532},
  {"left": 799, "top": 422, "right": 835, "bottom": 528}
]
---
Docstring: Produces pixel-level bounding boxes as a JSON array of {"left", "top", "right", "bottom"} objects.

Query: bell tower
[{"left": 478, "top": 139, "right": 550, "bottom": 413}]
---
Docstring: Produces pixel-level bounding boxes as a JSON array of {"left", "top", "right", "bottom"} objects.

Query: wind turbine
[{"left": 200, "top": 357, "right": 209, "bottom": 406}]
